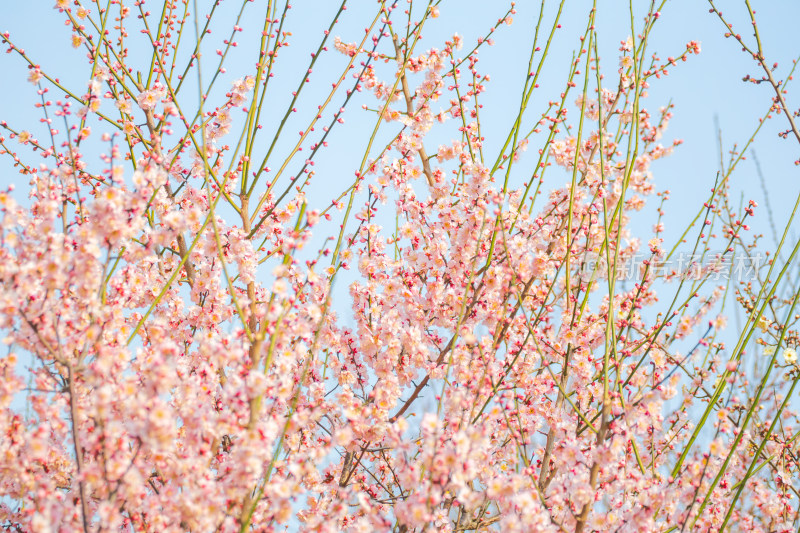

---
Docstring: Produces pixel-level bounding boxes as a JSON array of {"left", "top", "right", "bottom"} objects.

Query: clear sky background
[
  {"left": 1, "top": 0, "right": 798, "bottom": 354},
  {"left": 2, "top": 1, "right": 798, "bottom": 241}
]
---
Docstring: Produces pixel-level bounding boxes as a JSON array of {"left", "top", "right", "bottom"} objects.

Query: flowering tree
[{"left": 1, "top": 0, "right": 800, "bottom": 531}]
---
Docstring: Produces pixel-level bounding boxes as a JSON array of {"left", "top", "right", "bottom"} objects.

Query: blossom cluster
[{"left": 0, "top": 2, "right": 799, "bottom": 532}]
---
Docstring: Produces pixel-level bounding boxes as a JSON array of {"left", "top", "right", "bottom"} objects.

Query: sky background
[
  {"left": 1, "top": 0, "right": 799, "bottom": 385},
  {"left": 2, "top": 0, "right": 798, "bottom": 243}
]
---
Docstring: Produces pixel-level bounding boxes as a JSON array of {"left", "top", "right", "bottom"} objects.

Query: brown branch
[
  {"left": 67, "top": 364, "right": 91, "bottom": 533},
  {"left": 709, "top": 1, "right": 800, "bottom": 152},
  {"left": 393, "top": 36, "right": 435, "bottom": 187},
  {"left": 142, "top": 108, "right": 197, "bottom": 286}
]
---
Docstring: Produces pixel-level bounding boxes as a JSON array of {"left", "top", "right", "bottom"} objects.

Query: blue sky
[
  {"left": 2, "top": 1, "right": 797, "bottom": 239},
  {"left": 1, "top": 0, "right": 798, "bottom": 364}
]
